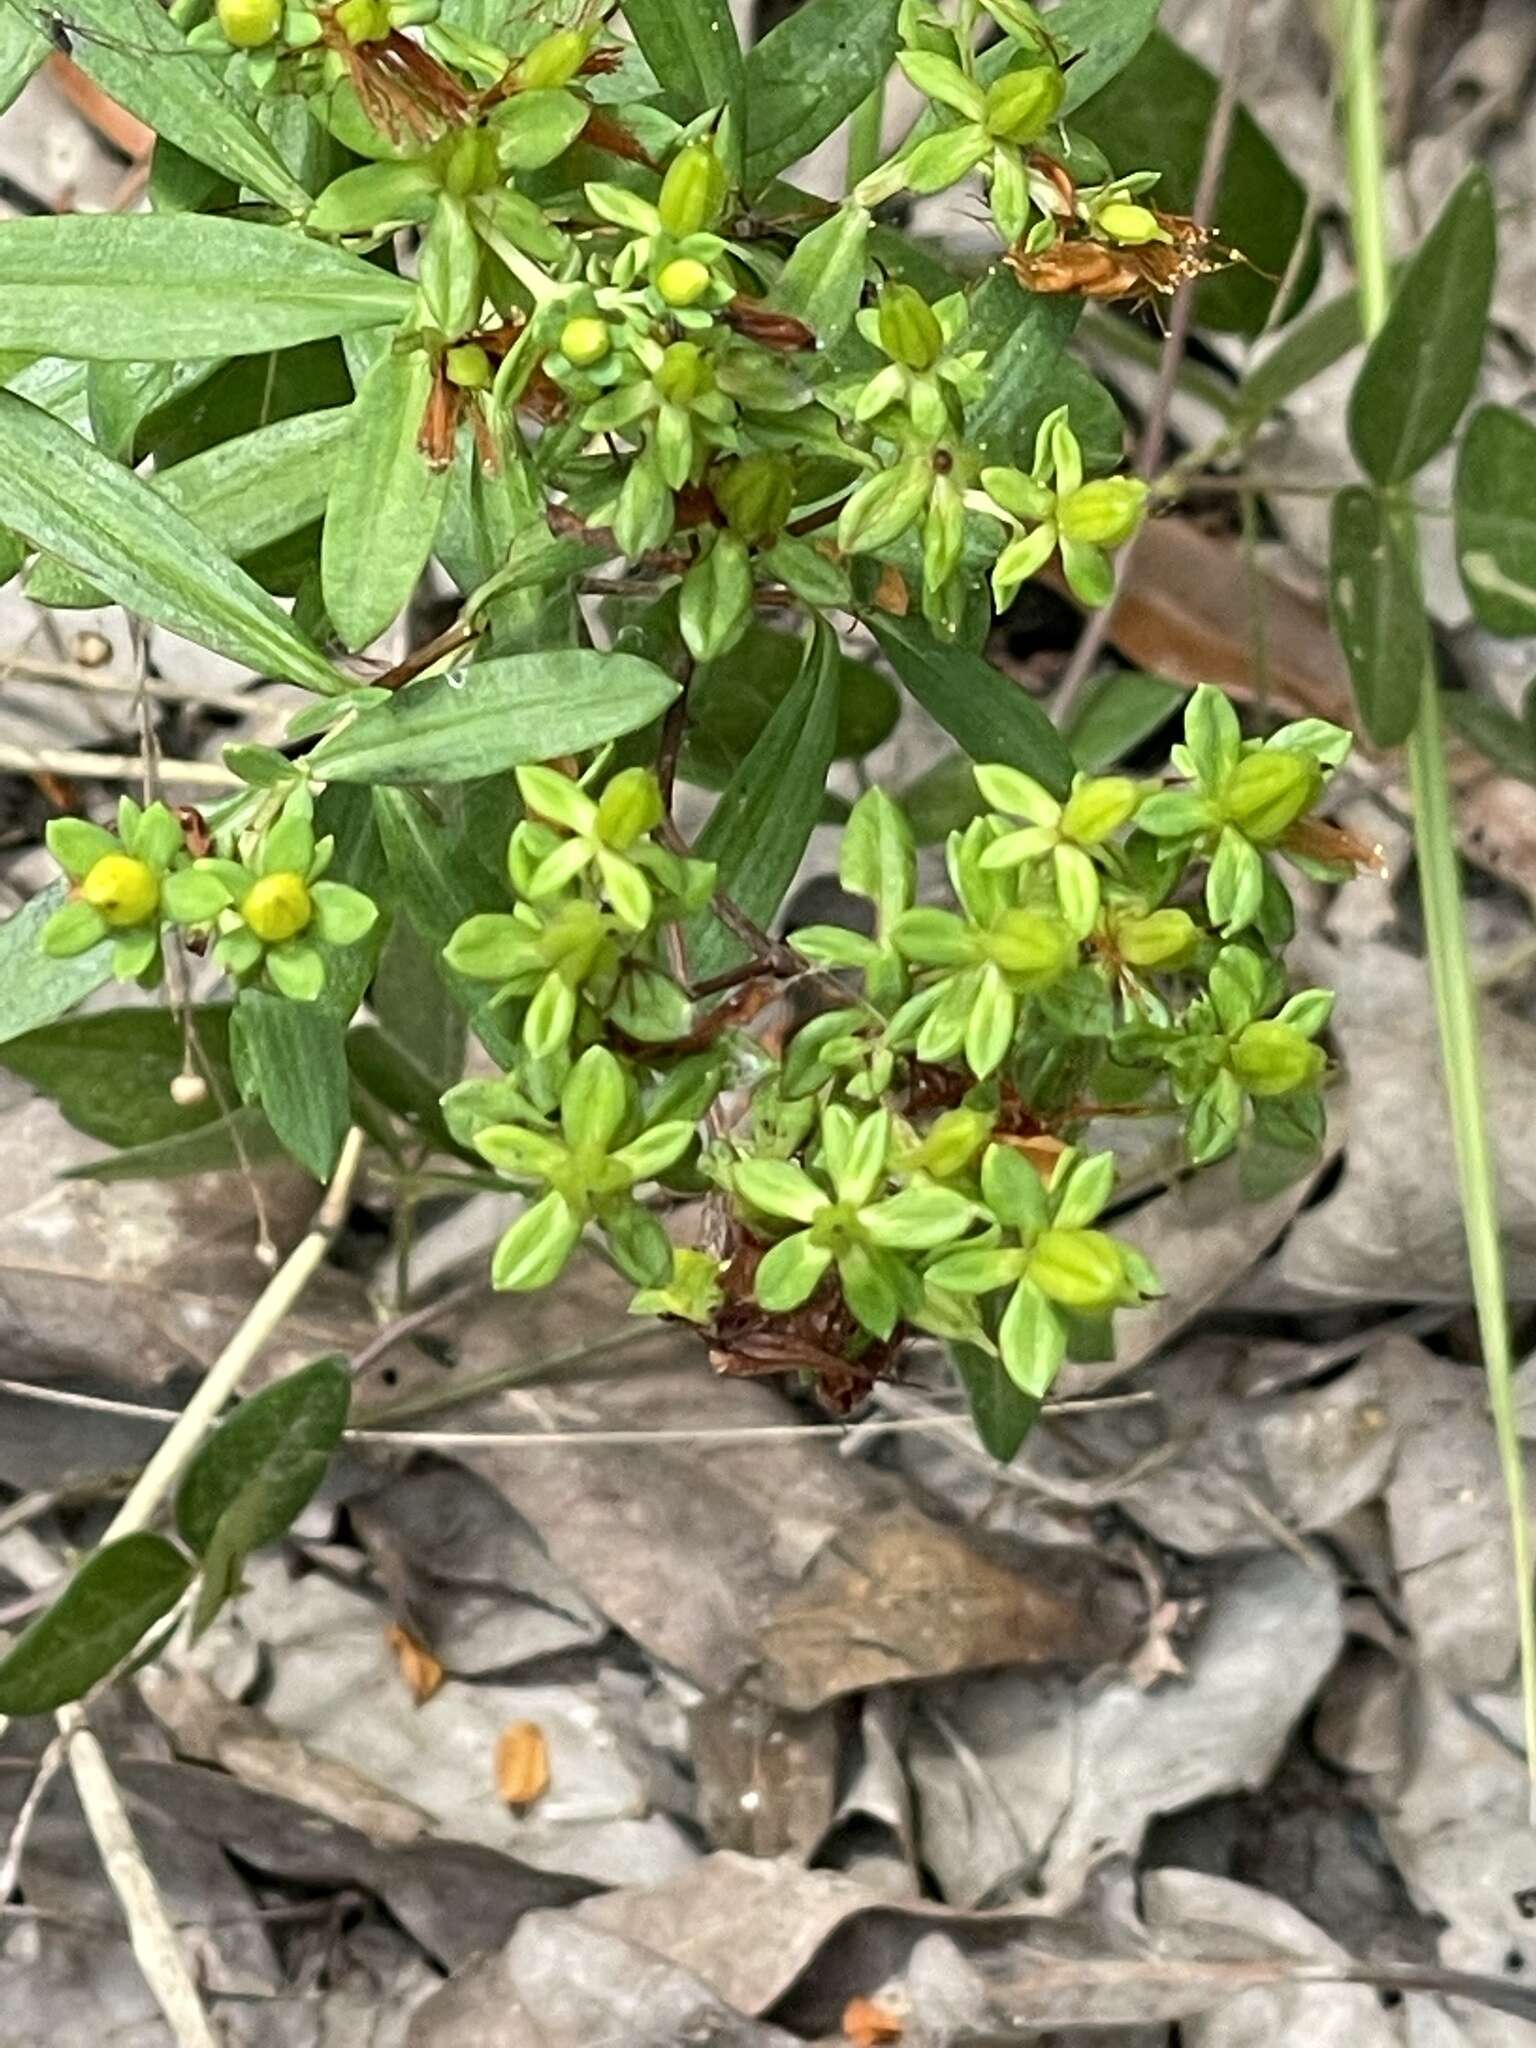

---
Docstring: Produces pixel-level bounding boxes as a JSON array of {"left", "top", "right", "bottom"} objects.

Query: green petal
[
  {"left": 309, "top": 881, "right": 379, "bottom": 947},
  {"left": 41, "top": 900, "right": 108, "bottom": 957}
]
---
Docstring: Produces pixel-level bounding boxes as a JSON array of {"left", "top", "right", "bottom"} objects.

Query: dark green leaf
[
  {"left": 0, "top": 1, "right": 48, "bottom": 119},
  {"left": 1350, "top": 169, "right": 1495, "bottom": 487},
  {"left": 61, "top": 1106, "right": 286, "bottom": 1183},
  {"left": 0, "top": 216, "right": 412, "bottom": 360},
  {"left": 1233, "top": 286, "right": 1364, "bottom": 433},
  {"left": 743, "top": 0, "right": 901, "bottom": 188},
  {"left": 1071, "top": 30, "right": 1316, "bottom": 333},
  {"left": 176, "top": 1356, "right": 350, "bottom": 1555},
  {"left": 322, "top": 350, "right": 448, "bottom": 652},
  {"left": 967, "top": 275, "right": 1080, "bottom": 454},
  {"left": 231, "top": 991, "right": 351, "bottom": 1181},
  {"left": 900, "top": 752, "right": 983, "bottom": 844},
  {"left": 690, "top": 620, "right": 841, "bottom": 976},
  {"left": 0, "top": 1005, "right": 233, "bottom": 1150},
  {"left": 1441, "top": 689, "right": 1536, "bottom": 783},
  {"left": 370, "top": 915, "right": 467, "bottom": 1094},
  {"left": 948, "top": 1340, "right": 1040, "bottom": 1462},
  {"left": 1328, "top": 484, "right": 1427, "bottom": 748},
  {"left": 1454, "top": 404, "right": 1536, "bottom": 637},
  {"left": 0, "top": 1533, "right": 192, "bottom": 1714},
  {"left": 347, "top": 1021, "right": 459, "bottom": 1150},
  {"left": 1064, "top": 670, "right": 1183, "bottom": 771},
  {"left": 871, "top": 614, "right": 1075, "bottom": 798},
  {"left": 623, "top": 0, "right": 743, "bottom": 116},
  {"left": 682, "top": 624, "right": 898, "bottom": 789},
  {"left": 312, "top": 650, "right": 679, "bottom": 783},
  {"left": 1047, "top": 0, "right": 1163, "bottom": 111},
  {"left": 0, "top": 884, "right": 113, "bottom": 1048},
  {"left": 0, "top": 391, "right": 340, "bottom": 689}
]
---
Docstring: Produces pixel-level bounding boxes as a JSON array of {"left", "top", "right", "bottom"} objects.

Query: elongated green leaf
[
  {"left": 230, "top": 992, "right": 350, "bottom": 1181},
  {"left": 372, "top": 786, "right": 522, "bottom": 1068},
  {"left": 743, "top": 0, "right": 901, "bottom": 186},
  {"left": 1047, "top": 0, "right": 1162, "bottom": 112},
  {"left": 622, "top": 0, "right": 743, "bottom": 114},
  {"left": 1064, "top": 670, "right": 1183, "bottom": 772},
  {"left": 967, "top": 275, "right": 1080, "bottom": 454},
  {"left": 0, "top": 884, "right": 113, "bottom": 1048},
  {"left": 948, "top": 1341, "right": 1040, "bottom": 1462},
  {"left": 30, "top": 405, "right": 351, "bottom": 609},
  {"left": 313, "top": 650, "right": 678, "bottom": 783},
  {"left": 683, "top": 623, "right": 897, "bottom": 789},
  {"left": 0, "top": 0, "right": 48, "bottom": 119},
  {"left": 62, "top": 1106, "right": 285, "bottom": 1183},
  {"left": 690, "top": 621, "right": 841, "bottom": 977},
  {"left": 370, "top": 916, "right": 467, "bottom": 1095},
  {"left": 1328, "top": 485, "right": 1428, "bottom": 748},
  {"left": 872, "top": 615, "right": 1075, "bottom": 798},
  {"left": 0, "top": 1006, "right": 233, "bottom": 1150},
  {"left": 768, "top": 205, "right": 870, "bottom": 350},
  {"left": 176, "top": 1356, "right": 350, "bottom": 1555},
  {"left": 1442, "top": 690, "right": 1536, "bottom": 785},
  {"left": 0, "top": 216, "right": 412, "bottom": 361},
  {"left": 57, "top": 0, "right": 309, "bottom": 211},
  {"left": 1233, "top": 286, "right": 1364, "bottom": 434},
  {"left": 0, "top": 1533, "right": 192, "bottom": 1714},
  {"left": 1350, "top": 170, "right": 1495, "bottom": 487},
  {"left": 1454, "top": 404, "right": 1536, "bottom": 637},
  {"left": 1071, "top": 30, "right": 1316, "bottom": 333},
  {"left": 322, "top": 351, "right": 447, "bottom": 652},
  {"left": 0, "top": 391, "right": 339, "bottom": 689}
]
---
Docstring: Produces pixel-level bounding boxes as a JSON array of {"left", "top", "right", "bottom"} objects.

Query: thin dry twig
[{"left": 0, "top": 742, "right": 241, "bottom": 787}]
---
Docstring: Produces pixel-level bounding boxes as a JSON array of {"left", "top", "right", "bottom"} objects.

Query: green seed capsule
[
  {"left": 1222, "top": 748, "right": 1321, "bottom": 843},
  {"left": 334, "top": 0, "right": 389, "bottom": 41},
  {"left": 244, "top": 872, "right": 313, "bottom": 943},
  {"left": 713, "top": 452, "right": 795, "bottom": 545},
  {"left": 216, "top": 0, "right": 281, "bottom": 44},
  {"left": 1230, "top": 1019, "right": 1325, "bottom": 1096},
  {"left": 559, "top": 315, "right": 609, "bottom": 368},
  {"left": 1115, "top": 908, "right": 1198, "bottom": 969},
  {"left": 445, "top": 342, "right": 492, "bottom": 389},
  {"left": 658, "top": 140, "right": 728, "bottom": 238},
  {"left": 983, "top": 62, "right": 1065, "bottom": 144},
  {"left": 82, "top": 854, "right": 159, "bottom": 927},
  {"left": 518, "top": 24, "right": 590, "bottom": 90},
  {"left": 1060, "top": 774, "right": 1141, "bottom": 845},
  {"left": 440, "top": 125, "right": 498, "bottom": 197},
  {"left": 1097, "top": 200, "right": 1164, "bottom": 246},
  {"left": 655, "top": 340, "right": 712, "bottom": 404},
  {"left": 876, "top": 282, "right": 944, "bottom": 372},
  {"left": 1056, "top": 477, "right": 1147, "bottom": 549},
  {"left": 1029, "top": 1227, "right": 1127, "bottom": 1309},
  {"left": 656, "top": 257, "right": 712, "bottom": 309},
  {"left": 596, "top": 767, "right": 665, "bottom": 850}
]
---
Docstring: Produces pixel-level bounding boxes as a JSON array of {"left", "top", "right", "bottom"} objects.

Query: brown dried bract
[
  {"left": 721, "top": 295, "right": 816, "bottom": 353},
  {"left": 387, "top": 1623, "right": 445, "bottom": 1706},
  {"left": 495, "top": 1720, "right": 551, "bottom": 1807},
  {"left": 175, "top": 806, "right": 214, "bottom": 859},
  {"left": 1005, "top": 211, "right": 1234, "bottom": 309},
  {"left": 322, "top": 18, "right": 473, "bottom": 144},
  {"left": 1282, "top": 815, "right": 1390, "bottom": 879},
  {"left": 580, "top": 108, "right": 655, "bottom": 167},
  {"left": 701, "top": 1225, "right": 903, "bottom": 1414}
]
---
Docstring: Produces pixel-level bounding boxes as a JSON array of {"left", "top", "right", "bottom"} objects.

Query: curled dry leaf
[
  {"left": 387, "top": 1622, "right": 445, "bottom": 1707},
  {"left": 496, "top": 1720, "right": 551, "bottom": 1809}
]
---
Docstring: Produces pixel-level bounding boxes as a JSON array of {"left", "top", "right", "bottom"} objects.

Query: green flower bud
[
  {"left": 215, "top": 0, "right": 280, "bottom": 45},
  {"left": 560, "top": 315, "right": 609, "bottom": 368},
  {"left": 517, "top": 24, "right": 591, "bottom": 90},
  {"left": 596, "top": 767, "right": 665, "bottom": 850},
  {"left": 1029, "top": 1226, "right": 1127, "bottom": 1309},
  {"left": 1115, "top": 907, "right": 1198, "bottom": 969},
  {"left": 1230, "top": 1020, "right": 1325, "bottom": 1097},
  {"left": 713, "top": 452, "right": 795, "bottom": 545},
  {"left": 657, "top": 257, "right": 712, "bottom": 309},
  {"left": 914, "top": 1108, "right": 993, "bottom": 1178},
  {"left": 1222, "top": 748, "right": 1322, "bottom": 843},
  {"left": 445, "top": 342, "right": 492, "bottom": 389},
  {"left": 983, "top": 61, "right": 1065, "bottom": 144},
  {"left": 1097, "top": 200, "right": 1164, "bottom": 245},
  {"left": 877, "top": 282, "right": 944, "bottom": 372},
  {"left": 440, "top": 125, "right": 499, "bottom": 197},
  {"left": 244, "top": 871, "right": 313, "bottom": 943},
  {"left": 655, "top": 339, "right": 712, "bottom": 404},
  {"left": 981, "top": 464, "right": 1056, "bottom": 524},
  {"left": 1057, "top": 477, "right": 1147, "bottom": 549},
  {"left": 334, "top": 0, "right": 389, "bottom": 42},
  {"left": 658, "top": 140, "right": 728, "bottom": 238},
  {"left": 1060, "top": 774, "right": 1140, "bottom": 845},
  {"left": 985, "top": 907, "right": 1073, "bottom": 980},
  {"left": 82, "top": 854, "right": 159, "bottom": 927}
]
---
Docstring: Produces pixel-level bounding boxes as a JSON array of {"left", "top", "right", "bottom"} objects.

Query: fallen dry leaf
[
  {"left": 387, "top": 1623, "right": 445, "bottom": 1707},
  {"left": 496, "top": 1721, "right": 551, "bottom": 1808},
  {"left": 842, "top": 1993, "right": 905, "bottom": 2044}
]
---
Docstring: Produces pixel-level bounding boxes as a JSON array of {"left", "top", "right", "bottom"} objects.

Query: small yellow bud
[
  {"left": 445, "top": 343, "right": 492, "bottom": 390},
  {"left": 1029, "top": 1227, "right": 1127, "bottom": 1309},
  {"left": 244, "top": 872, "right": 313, "bottom": 943},
  {"left": 656, "top": 257, "right": 712, "bottom": 309},
  {"left": 559, "top": 316, "right": 609, "bottom": 368},
  {"left": 82, "top": 854, "right": 159, "bottom": 928},
  {"left": 334, "top": 0, "right": 389, "bottom": 41},
  {"left": 1230, "top": 1020, "right": 1325, "bottom": 1097},
  {"left": 1060, "top": 774, "right": 1141, "bottom": 845},
  {"left": 1223, "top": 749, "right": 1321, "bottom": 843},
  {"left": 1097, "top": 200, "right": 1165, "bottom": 246},
  {"left": 216, "top": 0, "right": 281, "bottom": 45}
]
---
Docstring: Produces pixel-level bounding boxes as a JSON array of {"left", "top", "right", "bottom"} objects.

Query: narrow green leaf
[
  {"left": 1048, "top": 0, "right": 1163, "bottom": 111},
  {"left": 55, "top": 0, "right": 309, "bottom": 211},
  {"left": 683, "top": 624, "right": 897, "bottom": 789},
  {"left": 871, "top": 614, "right": 1075, "bottom": 799},
  {"left": 175, "top": 1356, "right": 350, "bottom": 1556},
  {"left": 0, "top": 1005, "right": 233, "bottom": 1150},
  {"left": 0, "top": 216, "right": 412, "bottom": 360},
  {"left": 1454, "top": 404, "right": 1536, "bottom": 637},
  {"left": 0, "top": 1533, "right": 192, "bottom": 1714},
  {"left": 1328, "top": 484, "right": 1428, "bottom": 748},
  {"left": 1064, "top": 669, "right": 1183, "bottom": 772},
  {"left": 691, "top": 620, "right": 841, "bottom": 976},
  {"left": 967, "top": 274, "right": 1080, "bottom": 452},
  {"left": 1349, "top": 169, "right": 1496, "bottom": 487},
  {"left": 312, "top": 650, "right": 679, "bottom": 783},
  {"left": 767, "top": 205, "right": 870, "bottom": 350},
  {"left": 0, "top": 883, "right": 113, "bottom": 1048},
  {"left": 0, "top": 0, "right": 49, "bottom": 119},
  {"left": 1234, "top": 286, "right": 1365, "bottom": 433},
  {"left": 948, "top": 1339, "right": 1040, "bottom": 1462},
  {"left": 1441, "top": 690, "right": 1536, "bottom": 786},
  {"left": 742, "top": 0, "right": 901, "bottom": 187},
  {"left": 0, "top": 392, "right": 340, "bottom": 688},
  {"left": 369, "top": 915, "right": 467, "bottom": 1094},
  {"left": 322, "top": 351, "right": 447, "bottom": 652},
  {"left": 230, "top": 991, "right": 351, "bottom": 1181},
  {"left": 1071, "top": 30, "right": 1316, "bottom": 334},
  {"left": 29, "top": 405, "right": 351, "bottom": 609},
  {"left": 61, "top": 1106, "right": 285, "bottom": 1183},
  {"left": 622, "top": 0, "right": 743, "bottom": 115}
]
